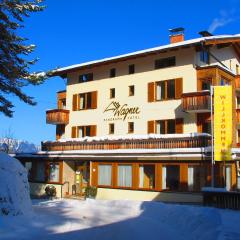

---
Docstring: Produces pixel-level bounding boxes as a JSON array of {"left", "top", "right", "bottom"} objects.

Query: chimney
[
  {"left": 169, "top": 27, "right": 185, "bottom": 44},
  {"left": 199, "top": 31, "right": 213, "bottom": 37}
]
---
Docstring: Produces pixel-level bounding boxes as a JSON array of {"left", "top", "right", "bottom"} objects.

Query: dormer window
[{"left": 79, "top": 73, "right": 93, "bottom": 83}]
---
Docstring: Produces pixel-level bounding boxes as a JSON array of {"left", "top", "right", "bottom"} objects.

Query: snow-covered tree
[{"left": 0, "top": 0, "right": 49, "bottom": 117}]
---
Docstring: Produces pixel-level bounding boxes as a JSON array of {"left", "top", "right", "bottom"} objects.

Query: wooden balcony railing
[
  {"left": 41, "top": 135, "right": 211, "bottom": 152},
  {"left": 182, "top": 91, "right": 211, "bottom": 112},
  {"left": 235, "top": 75, "right": 240, "bottom": 89},
  {"left": 46, "top": 109, "right": 69, "bottom": 125}
]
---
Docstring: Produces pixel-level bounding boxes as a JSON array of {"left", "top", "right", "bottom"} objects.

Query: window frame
[
  {"left": 128, "top": 122, "right": 134, "bottom": 134},
  {"left": 128, "top": 64, "right": 135, "bottom": 74},
  {"left": 109, "top": 123, "right": 115, "bottom": 135},
  {"left": 110, "top": 68, "right": 116, "bottom": 78},
  {"left": 78, "top": 73, "right": 93, "bottom": 83},
  {"left": 110, "top": 88, "right": 115, "bottom": 99},
  {"left": 128, "top": 85, "right": 135, "bottom": 96},
  {"left": 155, "top": 79, "right": 176, "bottom": 101},
  {"left": 155, "top": 56, "right": 176, "bottom": 69}
]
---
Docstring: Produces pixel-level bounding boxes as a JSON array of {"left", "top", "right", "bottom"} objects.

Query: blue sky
[{"left": 0, "top": 0, "right": 239, "bottom": 145}]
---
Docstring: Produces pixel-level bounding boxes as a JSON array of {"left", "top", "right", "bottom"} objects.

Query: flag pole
[{"left": 210, "top": 86, "right": 215, "bottom": 188}]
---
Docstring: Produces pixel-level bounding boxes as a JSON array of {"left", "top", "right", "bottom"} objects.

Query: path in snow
[{"left": 1, "top": 199, "right": 240, "bottom": 240}]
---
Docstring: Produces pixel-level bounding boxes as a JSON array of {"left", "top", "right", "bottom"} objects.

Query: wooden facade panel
[
  {"left": 175, "top": 78, "right": 183, "bottom": 99},
  {"left": 180, "top": 164, "right": 188, "bottom": 191},
  {"left": 147, "top": 120, "right": 155, "bottom": 134},
  {"left": 148, "top": 82, "right": 155, "bottom": 102}
]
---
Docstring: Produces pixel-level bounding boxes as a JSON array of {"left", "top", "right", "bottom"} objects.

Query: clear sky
[{"left": 0, "top": 0, "right": 239, "bottom": 145}]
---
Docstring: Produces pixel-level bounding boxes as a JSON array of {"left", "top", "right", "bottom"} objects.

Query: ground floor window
[
  {"left": 139, "top": 165, "right": 155, "bottom": 189},
  {"left": 188, "top": 166, "right": 201, "bottom": 191},
  {"left": 36, "top": 161, "right": 45, "bottom": 182},
  {"left": 162, "top": 165, "right": 180, "bottom": 191},
  {"left": 25, "top": 162, "right": 32, "bottom": 180},
  {"left": 48, "top": 163, "right": 60, "bottom": 182},
  {"left": 98, "top": 164, "right": 112, "bottom": 186},
  {"left": 118, "top": 165, "right": 132, "bottom": 187}
]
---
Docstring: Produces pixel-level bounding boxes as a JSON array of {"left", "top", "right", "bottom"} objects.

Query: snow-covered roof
[{"left": 52, "top": 34, "right": 240, "bottom": 76}]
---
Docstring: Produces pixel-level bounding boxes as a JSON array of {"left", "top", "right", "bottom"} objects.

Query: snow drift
[{"left": 0, "top": 152, "right": 32, "bottom": 216}]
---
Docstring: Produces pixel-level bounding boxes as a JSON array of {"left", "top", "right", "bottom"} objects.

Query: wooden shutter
[
  {"left": 175, "top": 78, "right": 183, "bottom": 99},
  {"left": 72, "top": 94, "right": 78, "bottom": 111},
  {"left": 148, "top": 82, "right": 155, "bottom": 102},
  {"left": 91, "top": 91, "right": 98, "bottom": 109},
  {"left": 147, "top": 121, "right": 155, "bottom": 134},
  {"left": 71, "top": 126, "right": 77, "bottom": 138},
  {"left": 175, "top": 118, "right": 183, "bottom": 133},
  {"left": 90, "top": 125, "right": 97, "bottom": 136}
]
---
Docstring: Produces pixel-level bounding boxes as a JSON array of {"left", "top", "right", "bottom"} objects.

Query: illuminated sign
[
  {"left": 103, "top": 101, "right": 140, "bottom": 121},
  {"left": 214, "top": 86, "right": 232, "bottom": 161}
]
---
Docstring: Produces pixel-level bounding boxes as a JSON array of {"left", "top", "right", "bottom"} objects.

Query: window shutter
[
  {"left": 175, "top": 78, "right": 183, "bottom": 99},
  {"left": 147, "top": 120, "right": 155, "bottom": 134},
  {"left": 175, "top": 118, "right": 183, "bottom": 133},
  {"left": 90, "top": 125, "right": 97, "bottom": 136},
  {"left": 148, "top": 82, "right": 155, "bottom": 102},
  {"left": 91, "top": 91, "right": 98, "bottom": 109},
  {"left": 72, "top": 94, "right": 78, "bottom": 111},
  {"left": 71, "top": 126, "right": 77, "bottom": 138}
]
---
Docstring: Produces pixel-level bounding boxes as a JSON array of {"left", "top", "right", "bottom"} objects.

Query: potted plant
[
  {"left": 45, "top": 185, "right": 57, "bottom": 199},
  {"left": 84, "top": 186, "right": 97, "bottom": 199}
]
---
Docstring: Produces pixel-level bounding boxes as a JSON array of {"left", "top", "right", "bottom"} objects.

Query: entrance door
[
  {"left": 75, "top": 165, "right": 89, "bottom": 195},
  {"left": 225, "top": 166, "right": 231, "bottom": 191}
]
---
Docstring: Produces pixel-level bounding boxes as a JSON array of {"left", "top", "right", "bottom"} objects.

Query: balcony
[
  {"left": 182, "top": 91, "right": 211, "bottom": 113},
  {"left": 46, "top": 109, "right": 69, "bottom": 125},
  {"left": 41, "top": 134, "right": 211, "bottom": 152}
]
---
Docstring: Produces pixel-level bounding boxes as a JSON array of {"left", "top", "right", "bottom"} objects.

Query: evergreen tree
[{"left": 0, "top": 0, "right": 48, "bottom": 117}]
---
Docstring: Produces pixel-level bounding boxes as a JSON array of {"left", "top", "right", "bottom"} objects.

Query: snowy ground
[{"left": 1, "top": 199, "right": 240, "bottom": 240}]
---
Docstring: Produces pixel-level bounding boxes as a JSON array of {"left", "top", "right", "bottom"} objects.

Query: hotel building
[{"left": 18, "top": 29, "right": 240, "bottom": 203}]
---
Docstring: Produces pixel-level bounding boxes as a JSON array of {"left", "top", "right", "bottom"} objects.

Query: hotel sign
[
  {"left": 214, "top": 86, "right": 232, "bottom": 161},
  {"left": 103, "top": 101, "right": 140, "bottom": 121}
]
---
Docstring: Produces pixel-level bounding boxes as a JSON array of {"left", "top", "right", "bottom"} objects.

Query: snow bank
[{"left": 0, "top": 152, "right": 32, "bottom": 216}]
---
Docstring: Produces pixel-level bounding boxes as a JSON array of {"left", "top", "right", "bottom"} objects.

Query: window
[
  {"left": 72, "top": 91, "right": 97, "bottom": 111},
  {"left": 139, "top": 165, "right": 155, "bottom": 189},
  {"left": 167, "top": 80, "right": 175, "bottom": 99},
  {"left": 201, "top": 80, "right": 211, "bottom": 90},
  {"left": 118, "top": 165, "right": 132, "bottom": 187},
  {"left": 237, "top": 97, "right": 240, "bottom": 109},
  {"left": 236, "top": 64, "right": 239, "bottom": 75},
  {"left": 79, "top": 73, "right": 93, "bottom": 83},
  {"left": 129, "top": 64, "right": 135, "bottom": 74},
  {"left": 202, "top": 122, "right": 211, "bottom": 134},
  {"left": 162, "top": 165, "right": 180, "bottom": 191},
  {"left": 156, "top": 121, "right": 165, "bottom": 134},
  {"left": 167, "top": 119, "right": 175, "bottom": 134},
  {"left": 58, "top": 99, "right": 66, "bottom": 109},
  {"left": 220, "top": 78, "right": 229, "bottom": 86},
  {"left": 48, "top": 163, "right": 60, "bottom": 182},
  {"left": 188, "top": 166, "right": 201, "bottom": 191},
  {"left": 200, "top": 50, "right": 209, "bottom": 64},
  {"left": 148, "top": 78, "right": 182, "bottom": 102},
  {"left": 110, "top": 68, "right": 116, "bottom": 78},
  {"left": 155, "top": 79, "right": 176, "bottom": 100},
  {"left": 109, "top": 123, "right": 114, "bottom": 134},
  {"left": 98, "top": 165, "right": 112, "bottom": 186},
  {"left": 129, "top": 85, "right": 135, "bottom": 96},
  {"left": 156, "top": 119, "right": 176, "bottom": 134},
  {"left": 36, "top": 161, "right": 45, "bottom": 182},
  {"left": 156, "top": 81, "right": 165, "bottom": 100},
  {"left": 77, "top": 125, "right": 95, "bottom": 137},
  {"left": 110, "top": 88, "right": 115, "bottom": 98},
  {"left": 25, "top": 162, "right": 32, "bottom": 180},
  {"left": 128, "top": 122, "right": 134, "bottom": 133},
  {"left": 155, "top": 57, "right": 176, "bottom": 69}
]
